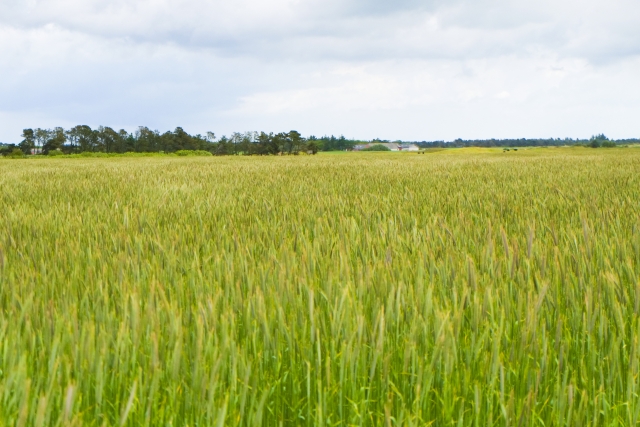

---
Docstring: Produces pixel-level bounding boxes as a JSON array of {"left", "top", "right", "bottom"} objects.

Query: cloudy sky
[{"left": 1, "top": 0, "right": 639, "bottom": 142}]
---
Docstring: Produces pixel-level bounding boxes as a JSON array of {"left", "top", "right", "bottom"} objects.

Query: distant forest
[
  {"left": 0, "top": 125, "right": 637, "bottom": 156},
  {"left": 416, "top": 136, "right": 639, "bottom": 148}
]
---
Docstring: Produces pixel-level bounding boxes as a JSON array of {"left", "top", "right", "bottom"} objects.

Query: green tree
[
  {"left": 43, "top": 127, "right": 66, "bottom": 154},
  {"left": 206, "top": 132, "right": 216, "bottom": 143},
  {"left": 306, "top": 140, "right": 320, "bottom": 155},
  {"left": 135, "top": 127, "right": 159, "bottom": 152},
  {"left": 118, "top": 130, "right": 133, "bottom": 152},
  {"left": 269, "top": 133, "right": 286, "bottom": 155},
  {"left": 255, "top": 132, "right": 271, "bottom": 155},
  {"left": 19, "top": 129, "right": 35, "bottom": 154},
  {"left": 172, "top": 127, "right": 195, "bottom": 151},
  {"left": 589, "top": 134, "right": 608, "bottom": 148},
  {"left": 69, "top": 125, "right": 96, "bottom": 152},
  {"left": 66, "top": 128, "right": 80, "bottom": 153},
  {"left": 215, "top": 136, "right": 230, "bottom": 155},
  {"left": 307, "top": 136, "right": 322, "bottom": 152},
  {"left": 96, "top": 126, "right": 121, "bottom": 152},
  {"left": 34, "top": 128, "right": 52, "bottom": 154},
  {"left": 230, "top": 132, "right": 251, "bottom": 155},
  {"left": 288, "top": 130, "right": 304, "bottom": 155}
]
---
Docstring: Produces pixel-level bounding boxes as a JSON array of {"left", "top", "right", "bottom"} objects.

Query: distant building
[{"left": 399, "top": 144, "right": 420, "bottom": 151}]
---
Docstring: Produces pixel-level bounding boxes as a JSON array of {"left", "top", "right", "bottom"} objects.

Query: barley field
[{"left": 1, "top": 148, "right": 639, "bottom": 426}]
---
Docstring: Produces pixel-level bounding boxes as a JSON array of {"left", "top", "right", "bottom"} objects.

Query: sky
[{"left": 1, "top": 0, "right": 639, "bottom": 142}]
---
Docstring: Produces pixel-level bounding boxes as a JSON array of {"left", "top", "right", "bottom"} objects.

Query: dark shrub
[
  {"left": 362, "top": 144, "right": 391, "bottom": 151},
  {"left": 8, "top": 148, "right": 24, "bottom": 158}
]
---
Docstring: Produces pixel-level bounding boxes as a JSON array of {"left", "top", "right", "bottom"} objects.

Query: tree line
[
  {"left": 1, "top": 126, "right": 636, "bottom": 157},
  {"left": 0, "top": 126, "right": 371, "bottom": 156},
  {"left": 414, "top": 135, "right": 638, "bottom": 148},
  {"left": 0, "top": 126, "right": 329, "bottom": 156}
]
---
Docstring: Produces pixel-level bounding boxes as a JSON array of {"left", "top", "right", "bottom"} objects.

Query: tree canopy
[{"left": 6, "top": 127, "right": 336, "bottom": 156}]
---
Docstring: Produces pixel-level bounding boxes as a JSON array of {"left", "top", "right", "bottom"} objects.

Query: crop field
[{"left": 1, "top": 148, "right": 640, "bottom": 426}]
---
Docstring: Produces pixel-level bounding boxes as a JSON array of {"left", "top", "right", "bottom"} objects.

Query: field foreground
[{"left": 1, "top": 149, "right": 640, "bottom": 426}]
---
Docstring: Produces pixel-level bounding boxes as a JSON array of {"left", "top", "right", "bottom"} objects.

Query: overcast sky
[{"left": 1, "top": 0, "right": 639, "bottom": 142}]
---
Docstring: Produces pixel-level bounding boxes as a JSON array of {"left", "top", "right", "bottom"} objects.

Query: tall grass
[{"left": 1, "top": 148, "right": 639, "bottom": 425}]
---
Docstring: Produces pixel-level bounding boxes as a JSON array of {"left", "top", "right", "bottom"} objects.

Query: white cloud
[{"left": 1, "top": 0, "right": 639, "bottom": 142}]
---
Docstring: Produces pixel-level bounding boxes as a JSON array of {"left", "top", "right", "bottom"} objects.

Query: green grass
[{"left": 1, "top": 149, "right": 640, "bottom": 426}]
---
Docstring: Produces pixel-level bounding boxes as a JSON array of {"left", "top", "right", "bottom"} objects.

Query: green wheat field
[{"left": 1, "top": 148, "right": 640, "bottom": 426}]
